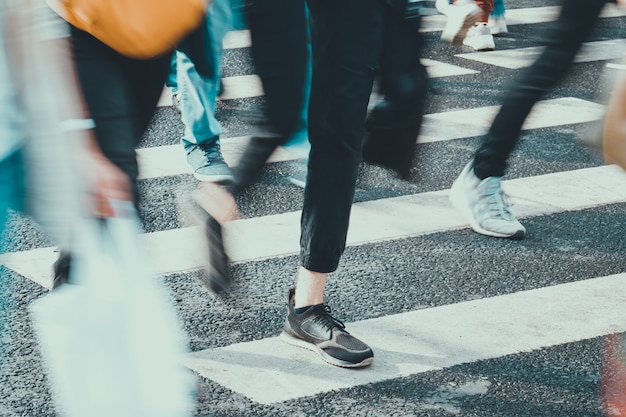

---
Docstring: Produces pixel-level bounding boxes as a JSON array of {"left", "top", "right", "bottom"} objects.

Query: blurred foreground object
[
  {"left": 47, "top": 0, "right": 208, "bottom": 58},
  {"left": 603, "top": 60, "right": 626, "bottom": 169},
  {"left": 601, "top": 333, "right": 626, "bottom": 416},
  {"left": 30, "top": 201, "right": 196, "bottom": 417}
]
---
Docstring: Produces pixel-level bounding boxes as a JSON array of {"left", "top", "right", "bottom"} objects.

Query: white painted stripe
[
  {"left": 157, "top": 4, "right": 626, "bottom": 106},
  {"left": 157, "top": 60, "right": 477, "bottom": 107},
  {"left": 184, "top": 273, "right": 626, "bottom": 404},
  {"left": 141, "top": 98, "right": 604, "bottom": 180},
  {"left": 224, "top": 6, "right": 626, "bottom": 43},
  {"left": 136, "top": 136, "right": 300, "bottom": 180},
  {"left": 4, "top": 165, "right": 626, "bottom": 288},
  {"left": 222, "top": 30, "right": 251, "bottom": 50},
  {"left": 456, "top": 39, "right": 626, "bottom": 70},
  {"left": 419, "top": 97, "right": 605, "bottom": 143}
]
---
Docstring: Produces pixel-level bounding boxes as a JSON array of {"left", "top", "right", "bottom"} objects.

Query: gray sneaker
[
  {"left": 449, "top": 162, "right": 525, "bottom": 239},
  {"left": 186, "top": 138, "right": 233, "bottom": 184},
  {"left": 280, "top": 289, "right": 374, "bottom": 368}
]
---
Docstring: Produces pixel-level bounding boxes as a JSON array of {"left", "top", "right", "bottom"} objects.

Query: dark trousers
[
  {"left": 70, "top": 26, "right": 172, "bottom": 201},
  {"left": 472, "top": 0, "right": 610, "bottom": 180},
  {"left": 300, "top": 0, "right": 427, "bottom": 272},
  {"left": 55, "top": 27, "right": 172, "bottom": 287},
  {"left": 246, "top": 0, "right": 308, "bottom": 137},
  {"left": 230, "top": 0, "right": 309, "bottom": 194}
]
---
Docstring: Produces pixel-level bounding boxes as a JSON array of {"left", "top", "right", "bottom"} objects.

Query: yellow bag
[{"left": 47, "top": 0, "right": 208, "bottom": 59}]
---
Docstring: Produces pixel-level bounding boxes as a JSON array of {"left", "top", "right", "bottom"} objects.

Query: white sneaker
[
  {"left": 438, "top": 0, "right": 482, "bottom": 45},
  {"left": 488, "top": 15, "right": 508, "bottom": 35},
  {"left": 463, "top": 22, "right": 495, "bottom": 51},
  {"left": 449, "top": 163, "right": 525, "bottom": 239}
]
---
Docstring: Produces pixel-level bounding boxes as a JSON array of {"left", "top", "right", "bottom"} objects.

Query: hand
[{"left": 86, "top": 140, "right": 132, "bottom": 217}]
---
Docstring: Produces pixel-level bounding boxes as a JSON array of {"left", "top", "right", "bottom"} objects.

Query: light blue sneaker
[
  {"left": 185, "top": 138, "right": 233, "bottom": 184},
  {"left": 449, "top": 162, "right": 525, "bottom": 239}
]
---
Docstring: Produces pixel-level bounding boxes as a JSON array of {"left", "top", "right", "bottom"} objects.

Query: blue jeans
[
  {"left": 177, "top": 0, "right": 232, "bottom": 149},
  {"left": 165, "top": 54, "right": 178, "bottom": 94}
]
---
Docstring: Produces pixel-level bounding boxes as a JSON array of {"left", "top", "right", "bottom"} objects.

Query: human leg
[
  {"left": 363, "top": 5, "right": 429, "bottom": 180},
  {"left": 473, "top": 0, "right": 608, "bottom": 179},
  {"left": 437, "top": 0, "right": 482, "bottom": 45},
  {"left": 280, "top": 0, "right": 383, "bottom": 368},
  {"left": 58, "top": 26, "right": 170, "bottom": 285},
  {"left": 450, "top": 0, "right": 608, "bottom": 238},
  {"left": 489, "top": 0, "right": 507, "bottom": 35},
  {"left": 178, "top": 0, "right": 233, "bottom": 183},
  {"left": 231, "top": 0, "right": 308, "bottom": 194},
  {"left": 463, "top": 0, "right": 495, "bottom": 51}
]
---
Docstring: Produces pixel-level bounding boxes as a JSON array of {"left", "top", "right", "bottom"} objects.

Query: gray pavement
[{"left": 2, "top": 1, "right": 626, "bottom": 416}]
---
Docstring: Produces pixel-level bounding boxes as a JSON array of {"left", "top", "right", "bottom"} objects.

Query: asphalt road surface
[{"left": 2, "top": 1, "right": 626, "bottom": 416}]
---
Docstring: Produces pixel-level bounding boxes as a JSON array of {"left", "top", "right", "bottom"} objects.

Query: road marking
[
  {"left": 136, "top": 136, "right": 300, "bottom": 180},
  {"left": 156, "top": 60, "right": 478, "bottom": 107},
  {"left": 3, "top": 165, "right": 626, "bottom": 288},
  {"left": 457, "top": 39, "right": 626, "bottom": 69},
  {"left": 184, "top": 272, "right": 626, "bottom": 404},
  {"left": 419, "top": 97, "right": 604, "bottom": 143},
  {"left": 141, "top": 97, "right": 604, "bottom": 180},
  {"left": 223, "top": 6, "right": 626, "bottom": 46}
]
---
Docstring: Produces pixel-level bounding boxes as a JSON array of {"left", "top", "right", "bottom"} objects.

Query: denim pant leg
[
  {"left": 178, "top": 0, "right": 232, "bottom": 149},
  {"left": 473, "top": 0, "right": 608, "bottom": 180},
  {"left": 300, "top": 0, "right": 383, "bottom": 273},
  {"left": 165, "top": 53, "right": 178, "bottom": 93}
]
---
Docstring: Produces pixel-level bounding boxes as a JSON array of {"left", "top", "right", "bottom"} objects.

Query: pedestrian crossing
[
  {"left": 185, "top": 272, "right": 626, "bottom": 404},
  {"left": 4, "top": 2, "right": 626, "bottom": 414},
  {"left": 4, "top": 164, "right": 626, "bottom": 289}
]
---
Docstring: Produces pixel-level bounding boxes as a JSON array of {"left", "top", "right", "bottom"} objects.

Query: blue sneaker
[{"left": 186, "top": 138, "right": 233, "bottom": 184}]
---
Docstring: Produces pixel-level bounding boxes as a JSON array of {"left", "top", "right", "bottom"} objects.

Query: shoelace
[
  {"left": 311, "top": 304, "right": 346, "bottom": 332},
  {"left": 197, "top": 142, "right": 225, "bottom": 164},
  {"left": 480, "top": 178, "right": 514, "bottom": 221}
]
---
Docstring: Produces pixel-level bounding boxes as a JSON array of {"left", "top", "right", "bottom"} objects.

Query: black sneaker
[
  {"left": 51, "top": 251, "right": 71, "bottom": 290},
  {"left": 280, "top": 289, "right": 374, "bottom": 368}
]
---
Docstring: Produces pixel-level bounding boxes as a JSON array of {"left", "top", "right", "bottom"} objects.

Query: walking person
[
  {"left": 193, "top": 0, "right": 310, "bottom": 294},
  {"left": 448, "top": 0, "right": 616, "bottom": 239}
]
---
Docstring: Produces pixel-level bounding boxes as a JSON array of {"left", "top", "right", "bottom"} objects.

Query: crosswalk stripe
[
  {"left": 156, "top": 60, "right": 478, "bottom": 107},
  {"left": 140, "top": 97, "right": 604, "bottom": 180},
  {"left": 457, "top": 39, "right": 626, "bottom": 70},
  {"left": 419, "top": 97, "right": 604, "bottom": 143},
  {"left": 136, "top": 136, "right": 300, "bottom": 180},
  {"left": 223, "top": 5, "right": 626, "bottom": 49},
  {"left": 184, "top": 272, "right": 626, "bottom": 404},
  {"left": 3, "top": 165, "right": 626, "bottom": 289}
]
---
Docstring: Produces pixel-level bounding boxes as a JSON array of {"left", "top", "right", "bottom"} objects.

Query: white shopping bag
[{"left": 30, "top": 202, "right": 196, "bottom": 417}]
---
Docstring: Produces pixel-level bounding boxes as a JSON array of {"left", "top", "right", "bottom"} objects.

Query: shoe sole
[
  {"left": 280, "top": 331, "right": 374, "bottom": 368},
  {"left": 463, "top": 36, "right": 496, "bottom": 51},
  {"left": 193, "top": 211, "right": 233, "bottom": 296},
  {"left": 441, "top": 7, "right": 482, "bottom": 45},
  {"left": 287, "top": 176, "right": 306, "bottom": 189},
  {"left": 193, "top": 173, "right": 234, "bottom": 185},
  {"left": 449, "top": 178, "right": 525, "bottom": 240}
]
